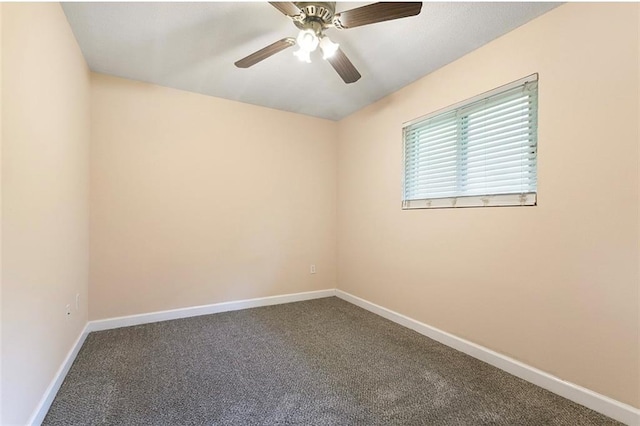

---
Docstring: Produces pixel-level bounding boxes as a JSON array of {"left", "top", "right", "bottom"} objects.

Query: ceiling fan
[{"left": 234, "top": 2, "right": 423, "bottom": 84}]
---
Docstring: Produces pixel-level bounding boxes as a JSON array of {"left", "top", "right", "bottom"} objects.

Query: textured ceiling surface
[{"left": 62, "top": 2, "right": 559, "bottom": 121}]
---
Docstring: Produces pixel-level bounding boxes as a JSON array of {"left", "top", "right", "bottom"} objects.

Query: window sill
[{"left": 402, "top": 192, "right": 537, "bottom": 209}]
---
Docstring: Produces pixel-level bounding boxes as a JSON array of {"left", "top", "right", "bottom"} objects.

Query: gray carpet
[{"left": 44, "top": 297, "right": 619, "bottom": 425}]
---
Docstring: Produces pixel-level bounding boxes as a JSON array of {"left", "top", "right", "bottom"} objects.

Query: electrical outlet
[
  {"left": 75, "top": 293, "right": 80, "bottom": 310},
  {"left": 66, "top": 304, "right": 71, "bottom": 319},
  {"left": 310, "top": 264, "right": 316, "bottom": 274}
]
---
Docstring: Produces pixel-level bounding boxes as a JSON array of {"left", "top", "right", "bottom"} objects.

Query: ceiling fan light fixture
[
  {"left": 296, "top": 29, "right": 319, "bottom": 52},
  {"left": 293, "top": 47, "right": 312, "bottom": 63},
  {"left": 319, "top": 36, "right": 339, "bottom": 59},
  {"left": 236, "top": 2, "right": 423, "bottom": 84}
]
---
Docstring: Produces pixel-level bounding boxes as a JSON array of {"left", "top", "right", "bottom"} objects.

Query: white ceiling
[{"left": 62, "top": 2, "right": 559, "bottom": 121}]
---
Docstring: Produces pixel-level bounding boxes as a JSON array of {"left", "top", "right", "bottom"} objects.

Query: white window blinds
[{"left": 403, "top": 74, "right": 538, "bottom": 209}]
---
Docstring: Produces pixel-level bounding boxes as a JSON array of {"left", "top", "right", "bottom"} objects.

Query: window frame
[{"left": 402, "top": 74, "right": 539, "bottom": 210}]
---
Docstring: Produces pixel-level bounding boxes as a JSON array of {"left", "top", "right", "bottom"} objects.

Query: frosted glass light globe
[
  {"left": 320, "top": 37, "right": 339, "bottom": 59},
  {"left": 296, "top": 29, "right": 319, "bottom": 52},
  {"left": 293, "top": 48, "right": 312, "bottom": 63}
]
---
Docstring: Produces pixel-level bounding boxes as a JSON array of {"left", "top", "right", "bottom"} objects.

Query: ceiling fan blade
[
  {"left": 327, "top": 47, "right": 361, "bottom": 84},
  {"left": 235, "top": 38, "right": 296, "bottom": 68},
  {"left": 269, "top": 2, "right": 301, "bottom": 17},
  {"left": 334, "top": 2, "right": 422, "bottom": 29}
]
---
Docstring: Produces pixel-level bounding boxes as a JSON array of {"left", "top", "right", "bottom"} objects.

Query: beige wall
[
  {"left": 337, "top": 2, "right": 640, "bottom": 408},
  {"left": 1, "top": 3, "right": 90, "bottom": 425},
  {"left": 90, "top": 74, "right": 337, "bottom": 320}
]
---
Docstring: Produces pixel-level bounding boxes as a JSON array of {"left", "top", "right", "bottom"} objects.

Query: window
[{"left": 402, "top": 74, "right": 538, "bottom": 209}]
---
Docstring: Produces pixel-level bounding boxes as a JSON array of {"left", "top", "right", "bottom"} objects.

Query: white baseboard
[
  {"left": 87, "top": 289, "right": 336, "bottom": 332},
  {"left": 28, "top": 324, "right": 90, "bottom": 426},
  {"left": 335, "top": 289, "right": 640, "bottom": 426}
]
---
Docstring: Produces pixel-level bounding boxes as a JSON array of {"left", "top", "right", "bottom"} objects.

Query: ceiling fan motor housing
[{"left": 293, "top": 2, "right": 336, "bottom": 32}]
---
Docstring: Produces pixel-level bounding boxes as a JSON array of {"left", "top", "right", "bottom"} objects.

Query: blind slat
[
  {"left": 465, "top": 147, "right": 536, "bottom": 167},
  {"left": 466, "top": 100, "right": 530, "bottom": 128}
]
